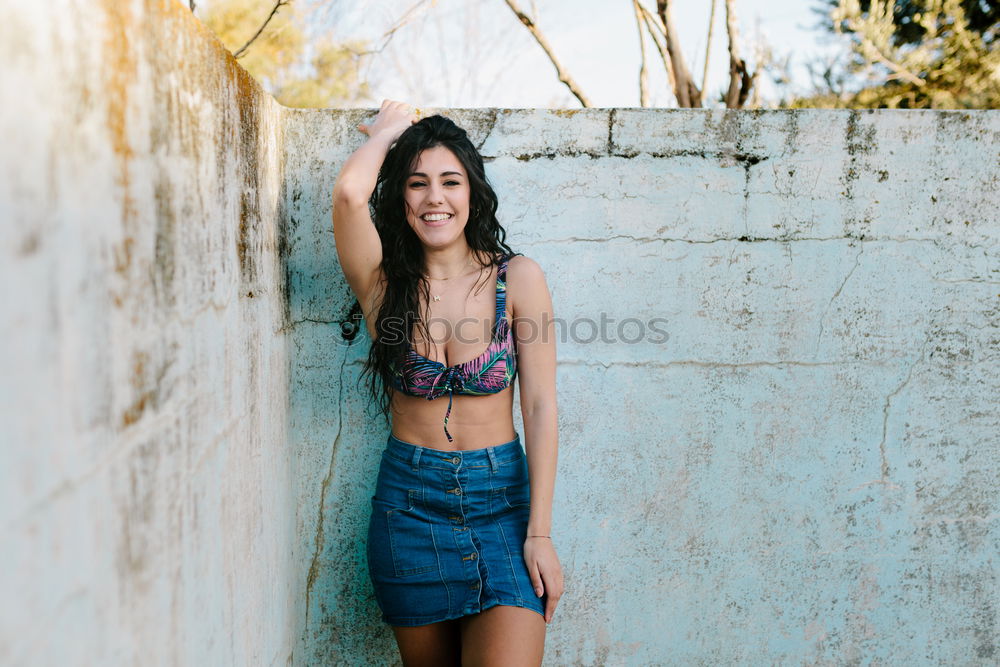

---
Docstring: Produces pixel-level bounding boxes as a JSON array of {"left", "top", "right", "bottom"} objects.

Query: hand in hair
[{"left": 357, "top": 98, "right": 419, "bottom": 140}]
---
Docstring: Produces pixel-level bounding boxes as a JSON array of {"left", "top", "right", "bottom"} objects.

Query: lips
[{"left": 420, "top": 212, "right": 454, "bottom": 226}]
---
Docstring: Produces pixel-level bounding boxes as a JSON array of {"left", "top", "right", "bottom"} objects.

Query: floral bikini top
[{"left": 389, "top": 254, "right": 517, "bottom": 442}]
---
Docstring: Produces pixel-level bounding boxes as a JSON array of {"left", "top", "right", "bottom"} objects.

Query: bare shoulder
[
  {"left": 506, "top": 253, "right": 549, "bottom": 290},
  {"left": 506, "top": 254, "right": 552, "bottom": 316}
]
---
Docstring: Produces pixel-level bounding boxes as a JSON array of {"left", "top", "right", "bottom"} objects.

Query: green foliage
[
  {"left": 790, "top": 0, "right": 1000, "bottom": 108},
  {"left": 200, "top": 0, "right": 371, "bottom": 108},
  {"left": 812, "top": 0, "right": 998, "bottom": 46}
]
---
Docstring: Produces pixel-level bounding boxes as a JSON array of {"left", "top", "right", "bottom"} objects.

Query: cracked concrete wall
[
  {"left": 4, "top": 2, "right": 999, "bottom": 665},
  {"left": 1, "top": 1, "right": 294, "bottom": 665},
  {"left": 288, "top": 108, "right": 1000, "bottom": 665}
]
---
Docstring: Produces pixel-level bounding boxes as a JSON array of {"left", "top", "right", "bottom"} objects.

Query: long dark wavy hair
[{"left": 364, "top": 114, "right": 516, "bottom": 422}]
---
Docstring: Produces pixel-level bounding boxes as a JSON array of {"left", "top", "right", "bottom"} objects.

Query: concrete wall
[
  {"left": 1, "top": 1, "right": 294, "bottom": 665},
  {"left": 289, "top": 108, "right": 1000, "bottom": 665},
  {"left": 3, "top": 2, "right": 999, "bottom": 666}
]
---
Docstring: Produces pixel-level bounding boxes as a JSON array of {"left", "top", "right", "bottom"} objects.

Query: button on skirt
[{"left": 366, "top": 433, "right": 546, "bottom": 626}]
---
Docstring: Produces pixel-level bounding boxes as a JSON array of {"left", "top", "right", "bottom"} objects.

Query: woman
[{"left": 331, "top": 99, "right": 563, "bottom": 666}]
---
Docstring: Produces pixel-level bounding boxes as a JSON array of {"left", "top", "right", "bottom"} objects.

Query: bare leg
[
  {"left": 391, "top": 619, "right": 462, "bottom": 667},
  {"left": 460, "top": 605, "right": 546, "bottom": 667}
]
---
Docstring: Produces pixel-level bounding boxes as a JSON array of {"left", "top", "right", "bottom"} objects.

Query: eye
[
  {"left": 444, "top": 180, "right": 461, "bottom": 186},
  {"left": 408, "top": 180, "right": 426, "bottom": 188}
]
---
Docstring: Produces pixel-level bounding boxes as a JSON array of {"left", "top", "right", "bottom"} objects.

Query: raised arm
[{"left": 331, "top": 99, "right": 416, "bottom": 306}]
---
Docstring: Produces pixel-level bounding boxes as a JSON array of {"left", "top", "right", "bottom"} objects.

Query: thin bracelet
[{"left": 527, "top": 535, "right": 551, "bottom": 539}]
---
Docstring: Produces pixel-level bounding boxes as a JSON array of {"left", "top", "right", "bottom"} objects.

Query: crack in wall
[
  {"left": 520, "top": 235, "right": 983, "bottom": 247},
  {"left": 877, "top": 335, "right": 931, "bottom": 483},
  {"left": 905, "top": 251, "right": 1000, "bottom": 286},
  {"left": 303, "top": 350, "right": 350, "bottom": 631},
  {"left": 918, "top": 513, "right": 1000, "bottom": 526},
  {"left": 286, "top": 317, "right": 336, "bottom": 328},
  {"left": 508, "top": 148, "right": 773, "bottom": 163},
  {"left": 814, "top": 242, "right": 865, "bottom": 359},
  {"left": 607, "top": 108, "right": 616, "bottom": 155},
  {"left": 474, "top": 108, "right": 498, "bottom": 151}
]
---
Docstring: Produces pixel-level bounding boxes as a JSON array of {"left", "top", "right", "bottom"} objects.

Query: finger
[
  {"left": 545, "top": 592, "right": 558, "bottom": 623},
  {"left": 540, "top": 569, "right": 562, "bottom": 623},
  {"left": 528, "top": 561, "right": 544, "bottom": 598},
  {"left": 357, "top": 123, "right": 369, "bottom": 134},
  {"left": 539, "top": 565, "right": 563, "bottom": 618}
]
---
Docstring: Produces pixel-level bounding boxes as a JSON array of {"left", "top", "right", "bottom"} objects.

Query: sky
[{"left": 281, "top": 0, "right": 851, "bottom": 108}]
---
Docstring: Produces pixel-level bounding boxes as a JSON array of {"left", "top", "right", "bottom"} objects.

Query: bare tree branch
[
  {"left": 501, "top": 0, "right": 592, "bottom": 107},
  {"left": 881, "top": 62, "right": 926, "bottom": 86},
  {"left": 342, "top": 0, "right": 439, "bottom": 59},
  {"left": 656, "top": 1, "right": 701, "bottom": 107},
  {"left": 723, "top": 0, "right": 756, "bottom": 108},
  {"left": 637, "top": 4, "right": 675, "bottom": 95},
  {"left": 380, "top": 0, "right": 438, "bottom": 52},
  {"left": 833, "top": 1, "right": 926, "bottom": 88},
  {"left": 859, "top": 40, "right": 926, "bottom": 87},
  {"left": 702, "top": 0, "right": 718, "bottom": 93},
  {"left": 633, "top": 0, "right": 650, "bottom": 107},
  {"left": 233, "top": 0, "right": 291, "bottom": 59},
  {"left": 749, "top": 15, "right": 763, "bottom": 108}
]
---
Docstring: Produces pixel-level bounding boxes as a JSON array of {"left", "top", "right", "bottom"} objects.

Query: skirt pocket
[
  {"left": 370, "top": 490, "right": 440, "bottom": 578},
  {"left": 501, "top": 482, "right": 531, "bottom": 510},
  {"left": 499, "top": 454, "right": 532, "bottom": 511}
]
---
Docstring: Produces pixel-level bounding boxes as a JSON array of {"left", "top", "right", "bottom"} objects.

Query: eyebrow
[{"left": 408, "top": 171, "right": 464, "bottom": 178}]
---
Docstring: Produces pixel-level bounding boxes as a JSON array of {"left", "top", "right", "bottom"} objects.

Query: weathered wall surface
[
  {"left": 288, "top": 108, "right": 1000, "bottom": 665},
  {"left": 1, "top": 1, "right": 293, "bottom": 665},
  {"left": 4, "top": 2, "right": 999, "bottom": 665}
]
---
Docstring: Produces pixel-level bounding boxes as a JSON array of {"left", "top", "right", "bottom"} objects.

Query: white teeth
[{"left": 422, "top": 213, "right": 452, "bottom": 221}]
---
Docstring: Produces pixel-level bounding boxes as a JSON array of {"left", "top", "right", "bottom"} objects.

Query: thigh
[
  {"left": 460, "top": 605, "right": 546, "bottom": 667},
  {"left": 391, "top": 619, "right": 462, "bottom": 667}
]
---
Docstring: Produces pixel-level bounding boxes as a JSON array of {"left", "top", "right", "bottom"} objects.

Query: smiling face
[{"left": 403, "top": 145, "right": 471, "bottom": 250}]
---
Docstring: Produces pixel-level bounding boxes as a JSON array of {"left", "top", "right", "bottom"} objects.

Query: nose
[{"left": 426, "top": 181, "right": 445, "bottom": 204}]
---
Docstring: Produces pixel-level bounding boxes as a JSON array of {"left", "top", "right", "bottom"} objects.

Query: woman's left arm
[{"left": 510, "top": 255, "right": 564, "bottom": 624}]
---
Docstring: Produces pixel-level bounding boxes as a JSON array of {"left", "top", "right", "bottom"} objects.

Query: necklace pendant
[{"left": 433, "top": 295, "right": 441, "bottom": 302}]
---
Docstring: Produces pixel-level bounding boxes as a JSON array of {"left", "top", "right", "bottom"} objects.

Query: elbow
[
  {"left": 522, "top": 396, "right": 557, "bottom": 422},
  {"left": 332, "top": 181, "right": 371, "bottom": 210}
]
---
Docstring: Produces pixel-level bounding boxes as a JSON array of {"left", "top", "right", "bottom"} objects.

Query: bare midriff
[
  {"left": 390, "top": 387, "right": 517, "bottom": 451},
  {"left": 366, "top": 260, "right": 516, "bottom": 451}
]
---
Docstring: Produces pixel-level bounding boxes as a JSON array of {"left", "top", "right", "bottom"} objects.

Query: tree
[
  {"left": 197, "top": 0, "right": 371, "bottom": 108},
  {"left": 501, "top": 0, "right": 768, "bottom": 108},
  {"left": 816, "top": 0, "right": 998, "bottom": 46},
  {"left": 786, "top": 0, "right": 1000, "bottom": 108}
]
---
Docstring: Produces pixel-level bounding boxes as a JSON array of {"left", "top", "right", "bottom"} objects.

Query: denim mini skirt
[{"left": 366, "top": 433, "right": 546, "bottom": 626}]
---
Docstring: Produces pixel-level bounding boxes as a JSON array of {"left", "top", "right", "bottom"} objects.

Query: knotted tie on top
[{"left": 426, "top": 366, "right": 466, "bottom": 442}]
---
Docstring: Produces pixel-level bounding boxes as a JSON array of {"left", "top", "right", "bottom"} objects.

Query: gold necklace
[{"left": 427, "top": 257, "right": 476, "bottom": 302}]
